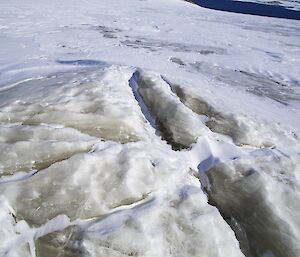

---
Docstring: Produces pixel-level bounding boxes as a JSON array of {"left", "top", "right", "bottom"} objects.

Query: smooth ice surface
[{"left": 0, "top": 0, "right": 299, "bottom": 257}]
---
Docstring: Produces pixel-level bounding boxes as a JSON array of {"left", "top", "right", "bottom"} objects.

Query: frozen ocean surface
[{"left": 0, "top": 0, "right": 299, "bottom": 257}]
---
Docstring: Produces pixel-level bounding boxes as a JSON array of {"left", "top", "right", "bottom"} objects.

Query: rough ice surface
[
  {"left": 0, "top": 0, "right": 299, "bottom": 257},
  {"left": 237, "top": 0, "right": 300, "bottom": 11}
]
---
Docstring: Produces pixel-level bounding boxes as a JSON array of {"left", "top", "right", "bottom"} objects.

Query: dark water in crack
[{"left": 191, "top": 0, "right": 300, "bottom": 20}]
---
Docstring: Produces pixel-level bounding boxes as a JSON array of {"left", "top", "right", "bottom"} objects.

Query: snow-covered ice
[{"left": 0, "top": 0, "right": 299, "bottom": 256}]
